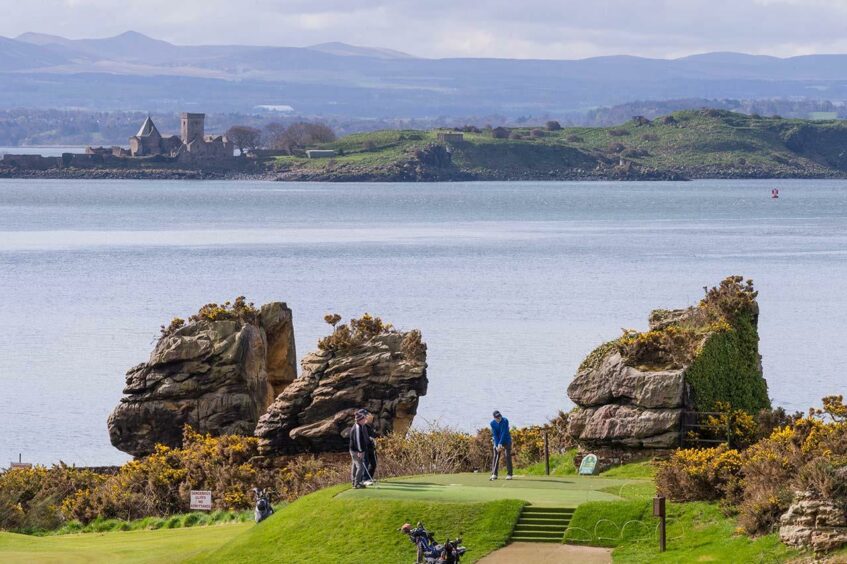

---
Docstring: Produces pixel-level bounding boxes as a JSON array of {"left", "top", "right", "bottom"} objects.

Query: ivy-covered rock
[{"left": 567, "top": 276, "right": 770, "bottom": 455}]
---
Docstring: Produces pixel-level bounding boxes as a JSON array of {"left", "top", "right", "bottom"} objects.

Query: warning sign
[{"left": 190, "top": 490, "right": 212, "bottom": 510}]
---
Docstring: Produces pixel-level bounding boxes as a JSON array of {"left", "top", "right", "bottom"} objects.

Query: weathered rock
[
  {"left": 107, "top": 302, "right": 296, "bottom": 457},
  {"left": 568, "top": 405, "right": 681, "bottom": 448},
  {"left": 780, "top": 491, "right": 847, "bottom": 553},
  {"left": 255, "top": 331, "right": 427, "bottom": 455},
  {"left": 567, "top": 352, "right": 685, "bottom": 409},
  {"left": 567, "top": 277, "right": 768, "bottom": 462}
]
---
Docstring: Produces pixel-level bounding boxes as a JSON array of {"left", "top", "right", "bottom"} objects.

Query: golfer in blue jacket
[{"left": 489, "top": 410, "right": 513, "bottom": 480}]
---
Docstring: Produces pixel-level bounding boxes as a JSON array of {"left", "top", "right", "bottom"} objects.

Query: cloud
[{"left": 2, "top": 0, "right": 847, "bottom": 59}]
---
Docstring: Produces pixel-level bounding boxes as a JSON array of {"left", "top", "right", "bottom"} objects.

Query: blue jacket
[{"left": 490, "top": 417, "right": 512, "bottom": 447}]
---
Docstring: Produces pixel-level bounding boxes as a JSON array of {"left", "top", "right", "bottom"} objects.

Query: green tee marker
[{"left": 578, "top": 453, "right": 598, "bottom": 475}]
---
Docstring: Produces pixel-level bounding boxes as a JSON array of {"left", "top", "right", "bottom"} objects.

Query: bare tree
[
  {"left": 225, "top": 125, "right": 261, "bottom": 154},
  {"left": 267, "top": 122, "right": 336, "bottom": 154}
]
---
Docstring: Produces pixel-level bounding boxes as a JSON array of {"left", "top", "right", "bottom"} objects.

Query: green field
[{"left": 270, "top": 110, "right": 847, "bottom": 181}]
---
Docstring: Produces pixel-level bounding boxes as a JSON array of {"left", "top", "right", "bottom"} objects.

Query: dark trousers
[
  {"left": 366, "top": 449, "right": 377, "bottom": 479},
  {"left": 492, "top": 443, "right": 513, "bottom": 476}
]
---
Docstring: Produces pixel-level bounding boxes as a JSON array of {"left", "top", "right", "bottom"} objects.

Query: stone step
[{"left": 510, "top": 505, "right": 571, "bottom": 545}]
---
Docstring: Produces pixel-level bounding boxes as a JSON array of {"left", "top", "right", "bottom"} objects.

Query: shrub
[
  {"left": 529, "top": 128, "right": 546, "bottom": 138},
  {"left": 608, "top": 128, "right": 629, "bottom": 137},
  {"left": 0, "top": 464, "right": 104, "bottom": 532},
  {"left": 491, "top": 127, "right": 509, "bottom": 139},
  {"left": 274, "top": 456, "right": 346, "bottom": 501},
  {"left": 63, "top": 427, "right": 270, "bottom": 523},
  {"left": 377, "top": 424, "right": 490, "bottom": 476},
  {"left": 641, "top": 133, "right": 659, "bottom": 142},
  {"left": 362, "top": 140, "right": 377, "bottom": 151},
  {"left": 545, "top": 120, "right": 562, "bottom": 131},
  {"left": 608, "top": 142, "right": 626, "bottom": 153},
  {"left": 566, "top": 134, "right": 583, "bottom": 143},
  {"left": 160, "top": 296, "right": 259, "bottom": 336},
  {"left": 656, "top": 445, "right": 742, "bottom": 502},
  {"left": 508, "top": 131, "right": 524, "bottom": 140},
  {"left": 317, "top": 313, "right": 396, "bottom": 353}
]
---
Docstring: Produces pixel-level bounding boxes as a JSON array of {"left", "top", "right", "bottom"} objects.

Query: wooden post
[
  {"left": 653, "top": 496, "right": 667, "bottom": 552},
  {"left": 543, "top": 427, "right": 550, "bottom": 476}
]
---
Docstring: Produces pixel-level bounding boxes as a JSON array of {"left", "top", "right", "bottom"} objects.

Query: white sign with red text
[{"left": 190, "top": 490, "right": 212, "bottom": 510}]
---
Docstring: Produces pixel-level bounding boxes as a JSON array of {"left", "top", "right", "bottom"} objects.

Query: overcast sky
[{"left": 2, "top": 0, "right": 847, "bottom": 59}]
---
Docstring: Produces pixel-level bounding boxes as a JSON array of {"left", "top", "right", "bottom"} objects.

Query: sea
[{"left": 1, "top": 178, "right": 846, "bottom": 466}]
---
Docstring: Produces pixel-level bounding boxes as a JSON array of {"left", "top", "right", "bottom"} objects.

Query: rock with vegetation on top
[
  {"left": 567, "top": 276, "right": 769, "bottom": 455},
  {"left": 107, "top": 299, "right": 296, "bottom": 457},
  {"left": 255, "top": 315, "right": 428, "bottom": 455}
]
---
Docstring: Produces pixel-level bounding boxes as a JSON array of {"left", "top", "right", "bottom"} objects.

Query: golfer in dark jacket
[
  {"left": 489, "top": 410, "right": 513, "bottom": 480},
  {"left": 364, "top": 411, "right": 378, "bottom": 485},
  {"left": 349, "top": 410, "right": 369, "bottom": 488}
]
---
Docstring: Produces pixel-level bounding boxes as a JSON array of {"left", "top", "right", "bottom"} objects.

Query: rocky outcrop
[
  {"left": 107, "top": 302, "right": 296, "bottom": 457},
  {"left": 255, "top": 331, "right": 427, "bottom": 455},
  {"left": 780, "top": 491, "right": 847, "bottom": 553},
  {"left": 567, "top": 277, "right": 768, "bottom": 460}
]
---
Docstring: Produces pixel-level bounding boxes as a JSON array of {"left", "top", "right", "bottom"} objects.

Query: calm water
[
  {"left": 0, "top": 146, "right": 86, "bottom": 157},
  {"left": 1, "top": 179, "right": 846, "bottom": 466}
]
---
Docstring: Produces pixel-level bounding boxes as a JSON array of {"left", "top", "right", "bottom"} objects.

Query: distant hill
[{"left": 4, "top": 31, "right": 847, "bottom": 117}]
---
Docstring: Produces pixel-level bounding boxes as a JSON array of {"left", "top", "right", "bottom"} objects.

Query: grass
[
  {"left": 565, "top": 499, "right": 800, "bottom": 562},
  {"left": 0, "top": 522, "right": 251, "bottom": 563},
  {"left": 47, "top": 510, "right": 252, "bottom": 536},
  {"left": 271, "top": 109, "right": 847, "bottom": 180},
  {"left": 196, "top": 485, "right": 524, "bottom": 564},
  {"left": 337, "top": 472, "right": 641, "bottom": 506}
]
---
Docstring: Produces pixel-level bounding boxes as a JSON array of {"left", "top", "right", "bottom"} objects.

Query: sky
[{"left": 2, "top": 0, "right": 847, "bottom": 59}]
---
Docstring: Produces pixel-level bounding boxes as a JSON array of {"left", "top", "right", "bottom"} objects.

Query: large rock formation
[
  {"left": 567, "top": 277, "right": 769, "bottom": 461},
  {"left": 108, "top": 302, "right": 296, "bottom": 457},
  {"left": 255, "top": 329, "right": 427, "bottom": 455},
  {"left": 780, "top": 490, "right": 847, "bottom": 553}
]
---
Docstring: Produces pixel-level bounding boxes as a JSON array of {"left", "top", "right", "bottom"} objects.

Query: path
[{"left": 477, "top": 542, "right": 612, "bottom": 564}]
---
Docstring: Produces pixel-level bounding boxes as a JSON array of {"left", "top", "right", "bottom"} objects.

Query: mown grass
[
  {"left": 565, "top": 499, "right": 800, "bottom": 562},
  {"left": 0, "top": 522, "right": 251, "bottom": 563},
  {"left": 197, "top": 484, "right": 524, "bottom": 564}
]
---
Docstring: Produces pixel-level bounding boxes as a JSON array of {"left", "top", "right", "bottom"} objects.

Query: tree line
[{"left": 225, "top": 122, "right": 336, "bottom": 155}]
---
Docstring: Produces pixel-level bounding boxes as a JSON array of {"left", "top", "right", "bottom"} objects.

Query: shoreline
[{"left": 3, "top": 167, "right": 847, "bottom": 182}]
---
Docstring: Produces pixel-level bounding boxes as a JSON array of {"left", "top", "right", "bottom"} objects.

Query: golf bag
[
  {"left": 400, "top": 522, "right": 467, "bottom": 563},
  {"left": 252, "top": 487, "right": 274, "bottom": 523}
]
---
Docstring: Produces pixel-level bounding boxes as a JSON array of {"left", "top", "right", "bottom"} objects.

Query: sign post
[
  {"left": 578, "top": 453, "right": 598, "bottom": 476},
  {"left": 543, "top": 427, "right": 550, "bottom": 476},
  {"left": 190, "top": 490, "right": 212, "bottom": 511},
  {"left": 653, "top": 495, "right": 667, "bottom": 552}
]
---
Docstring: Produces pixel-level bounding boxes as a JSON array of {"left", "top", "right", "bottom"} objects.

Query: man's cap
[
  {"left": 493, "top": 410, "right": 502, "bottom": 418},
  {"left": 355, "top": 408, "right": 369, "bottom": 420}
]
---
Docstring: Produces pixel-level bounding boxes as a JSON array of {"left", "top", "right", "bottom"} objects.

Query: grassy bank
[
  {"left": 272, "top": 110, "right": 847, "bottom": 181},
  {"left": 198, "top": 485, "right": 523, "bottom": 564}
]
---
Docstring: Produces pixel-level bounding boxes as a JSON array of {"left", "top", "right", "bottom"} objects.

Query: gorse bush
[
  {"left": 160, "top": 296, "right": 259, "bottom": 336},
  {"left": 660, "top": 396, "right": 847, "bottom": 536},
  {"left": 656, "top": 445, "right": 742, "bottom": 502},
  {"left": 317, "top": 313, "right": 396, "bottom": 354},
  {"left": 0, "top": 464, "right": 104, "bottom": 533},
  {"left": 65, "top": 427, "right": 266, "bottom": 523}
]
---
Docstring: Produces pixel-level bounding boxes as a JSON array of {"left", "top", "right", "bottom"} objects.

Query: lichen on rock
[{"left": 567, "top": 276, "right": 769, "bottom": 456}]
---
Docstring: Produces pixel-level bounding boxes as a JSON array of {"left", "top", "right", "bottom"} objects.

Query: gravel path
[{"left": 478, "top": 542, "right": 612, "bottom": 564}]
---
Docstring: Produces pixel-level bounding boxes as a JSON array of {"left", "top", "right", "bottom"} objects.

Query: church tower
[{"left": 180, "top": 113, "right": 205, "bottom": 144}]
